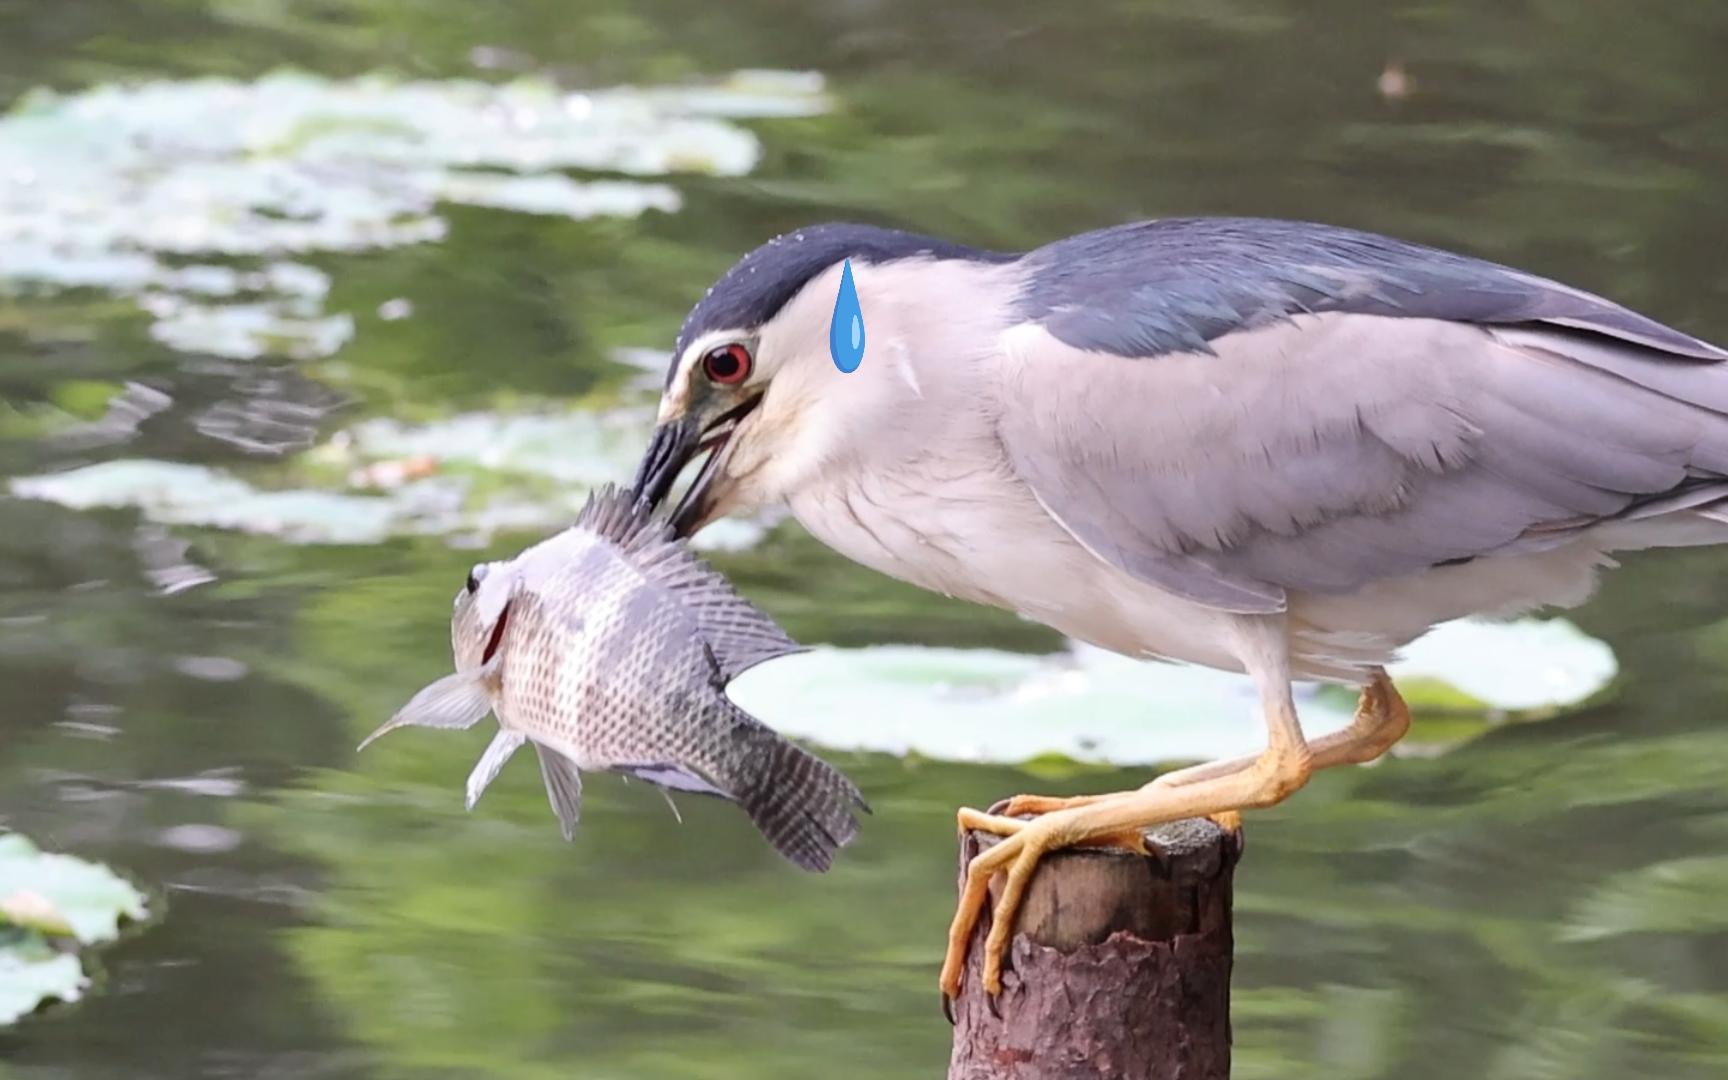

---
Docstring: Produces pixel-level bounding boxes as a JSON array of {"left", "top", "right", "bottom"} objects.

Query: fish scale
[
  {"left": 360, "top": 484, "right": 867, "bottom": 871},
  {"left": 508, "top": 555, "right": 709, "bottom": 766}
]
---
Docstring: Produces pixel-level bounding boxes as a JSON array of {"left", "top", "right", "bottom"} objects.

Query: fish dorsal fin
[
  {"left": 576, "top": 485, "right": 804, "bottom": 680},
  {"left": 574, "top": 483, "right": 663, "bottom": 550}
]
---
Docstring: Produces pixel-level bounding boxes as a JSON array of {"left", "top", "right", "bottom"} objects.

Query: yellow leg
[
  {"left": 992, "top": 673, "right": 1407, "bottom": 826},
  {"left": 938, "top": 666, "right": 1412, "bottom": 999},
  {"left": 1154, "top": 669, "right": 1410, "bottom": 789}
]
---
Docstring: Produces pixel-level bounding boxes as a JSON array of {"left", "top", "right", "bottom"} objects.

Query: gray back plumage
[
  {"left": 991, "top": 219, "right": 1728, "bottom": 615},
  {"left": 1016, "top": 216, "right": 1726, "bottom": 362}
]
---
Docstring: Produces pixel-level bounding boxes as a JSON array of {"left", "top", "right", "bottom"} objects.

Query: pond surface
[{"left": 3, "top": 2, "right": 1728, "bottom": 1077}]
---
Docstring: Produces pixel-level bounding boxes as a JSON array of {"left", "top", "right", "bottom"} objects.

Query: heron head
[{"left": 632, "top": 223, "right": 1016, "bottom": 536}]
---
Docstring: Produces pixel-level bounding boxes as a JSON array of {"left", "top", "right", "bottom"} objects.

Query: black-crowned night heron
[{"left": 630, "top": 216, "right": 1728, "bottom": 999}]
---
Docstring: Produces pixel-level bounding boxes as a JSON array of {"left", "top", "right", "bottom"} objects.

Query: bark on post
[{"left": 947, "top": 817, "right": 1242, "bottom": 1080}]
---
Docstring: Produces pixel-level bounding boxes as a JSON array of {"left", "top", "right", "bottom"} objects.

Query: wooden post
[{"left": 947, "top": 816, "right": 1242, "bottom": 1080}]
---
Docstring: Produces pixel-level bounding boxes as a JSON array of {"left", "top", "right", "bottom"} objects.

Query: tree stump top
[{"left": 948, "top": 817, "right": 1243, "bottom": 1080}]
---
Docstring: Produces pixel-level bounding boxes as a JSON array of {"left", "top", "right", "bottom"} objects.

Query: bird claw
[
  {"left": 941, "top": 796, "right": 1167, "bottom": 1000},
  {"left": 941, "top": 811, "right": 1058, "bottom": 1000},
  {"left": 978, "top": 831, "right": 1044, "bottom": 993}
]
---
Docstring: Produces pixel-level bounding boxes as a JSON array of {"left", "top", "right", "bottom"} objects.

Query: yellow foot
[
  {"left": 989, "top": 792, "right": 1241, "bottom": 840},
  {"left": 1205, "top": 809, "right": 1243, "bottom": 833},
  {"left": 936, "top": 672, "right": 1407, "bottom": 1001},
  {"left": 938, "top": 734, "right": 1312, "bottom": 1000},
  {"left": 991, "top": 792, "right": 1110, "bottom": 818},
  {"left": 940, "top": 798, "right": 1150, "bottom": 999}
]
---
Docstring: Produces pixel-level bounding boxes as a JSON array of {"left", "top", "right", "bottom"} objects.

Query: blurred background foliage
[{"left": 1, "top": 0, "right": 1727, "bottom": 1077}]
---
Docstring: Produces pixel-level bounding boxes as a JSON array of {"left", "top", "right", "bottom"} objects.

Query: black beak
[
  {"left": 630, "top": 396, "right": 763, "bottom": 538},
  {"left": 630, "top": 416, "right": 700, "bottom": 516}
]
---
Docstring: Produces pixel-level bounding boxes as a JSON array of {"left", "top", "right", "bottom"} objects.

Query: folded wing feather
[{"left": 997, "top": 312, "right": 1728, "bottom": 612}]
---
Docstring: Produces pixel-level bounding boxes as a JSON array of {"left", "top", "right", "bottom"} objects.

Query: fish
[{"left": 358, "top": 483, "right": 867, "bottom": 871}]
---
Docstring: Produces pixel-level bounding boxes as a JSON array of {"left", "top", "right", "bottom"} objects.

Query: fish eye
[{"left": 465, "top": 563, "right": 489, "bottom": 594}]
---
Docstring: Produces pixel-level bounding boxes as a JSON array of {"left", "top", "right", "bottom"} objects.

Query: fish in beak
[{"left": 357, "top": 484, "right": 865, "bottom": 871}]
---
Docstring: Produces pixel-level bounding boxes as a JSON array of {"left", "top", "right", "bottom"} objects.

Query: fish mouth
[
  {"left": 481, "top": 601, "right": 511, "bottom": 665},
  {"left": 632, "top": 395, "right": 761, "bottom": 538}
]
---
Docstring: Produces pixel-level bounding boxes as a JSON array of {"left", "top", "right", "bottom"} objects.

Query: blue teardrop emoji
[{"left": 829, "top": 259, "right": 866, "bottom": 373}]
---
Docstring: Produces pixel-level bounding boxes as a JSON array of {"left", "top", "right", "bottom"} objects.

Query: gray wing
[
  {"left": 1000, "top": 220, "right": 1728, "bottom": 612},
  {"left": 1017, "top": 217, "right": 1726, "bottom": 362}
]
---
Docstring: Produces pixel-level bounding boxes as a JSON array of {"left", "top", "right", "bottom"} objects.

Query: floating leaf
[
  {"left": 10, "top": 406, "right": 766, "bottom": 551},
  {"left": 0, "top": 836, "right": 145, "bottom": 1027},
  {"left": 1392, "top": 617, "right": 1617, "bottom": 714},
  {"left": 0, "top": 890, "right": 76, "bottom": 937},
  {"left": 729, "top": 618, "right": 1619, "bottom": 766},
  {"left": 0, "top": 70, "right": 828, "bottom": 362},
  {"left": 0, "top": 834, "right": 147, "bottom": 946},
  {"left": 0, "top": 933, "right": 86, "bottom": 1027}
]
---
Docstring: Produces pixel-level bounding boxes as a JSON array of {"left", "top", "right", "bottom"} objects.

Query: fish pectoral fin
[
  {"left": 466, "top": 730, "right": 527, "bottom": 811},
  {"left": 358, "top": 672, "right": 493, "bottom": 751},
  {"left": 534, "top": 745, "right": 584, "bottom": 841}
]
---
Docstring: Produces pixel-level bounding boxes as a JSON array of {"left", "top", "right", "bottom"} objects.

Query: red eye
[{"left": 702, "top": 343, "right": 752, "bottom": 385}]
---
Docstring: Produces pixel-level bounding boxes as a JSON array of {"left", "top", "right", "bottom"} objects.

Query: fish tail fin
[{"left": 717, "top": 709, "right": 868, "bottom": 873}]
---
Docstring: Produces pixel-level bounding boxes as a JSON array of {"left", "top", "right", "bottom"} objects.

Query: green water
[{"left": 4, "top": 1, "right": 1728, "bottom": 1076}]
